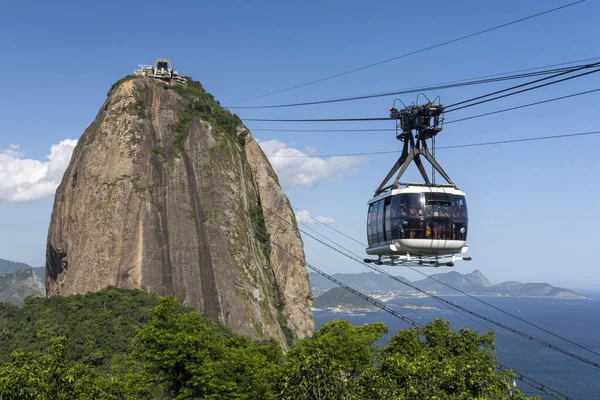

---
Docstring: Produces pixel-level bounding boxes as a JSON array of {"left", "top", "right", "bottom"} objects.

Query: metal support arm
[{"left": 374, "top": 103, "right": 455, "bottom": 195}]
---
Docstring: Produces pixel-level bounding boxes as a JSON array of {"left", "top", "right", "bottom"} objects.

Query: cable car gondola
[{"left": 365, "top": 99, "right": 471, "bottom": 267}]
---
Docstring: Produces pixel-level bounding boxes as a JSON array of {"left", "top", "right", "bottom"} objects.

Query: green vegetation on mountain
[
  {"left": 0, "top": 288, "right": 536, "bottom": 399},
  {"left": 249, "top": 204, "right": 271, "bottom": 259},
  {"left": 313, "top": 287, "right": 377, "bottom": 310},
  {"left": 106, "top": 75, "right": 138, "bottom": 97},
  {"left": 171, "top": 78, "right": 242, "bottom": 154},
  {"left": 0, "top": 287, "right": 157, "bottom": 367}
]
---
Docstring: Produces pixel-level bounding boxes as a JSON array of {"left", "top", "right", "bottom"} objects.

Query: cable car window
[
  {"left": 452, "top": 221, "right": 467, "bottom": 240},
  {"left": 369, "top": 202, "right": 378, "bottom": 246},
  {"left": 398, "top": 193, "right": 424, "bottom": 239},
  {"left": 367, "top": 203, "right": 374, "bottom": 246},
  {"left": 376, "top": 200, "right": 385, "bottom": 245},
  {"left": 425, "top": 192, "right": 452, "bottom": 239},
  {"left": 451, "top": 195, "right": 468, "bottom": 241},
  {"left": 452, "top": 195, "right": 468, "bottom": 220},
  {"left": 384, "top": 197, "right": 392, "bottom": 241},
  {"left": 405, "top": 194, "right": 423, "bottom": 217},
  {"left": 390, "top": 195, "right": 401, "bottom": 240},
  {"left": 425, "top": 193, "right": 451, "bottom": 216}
]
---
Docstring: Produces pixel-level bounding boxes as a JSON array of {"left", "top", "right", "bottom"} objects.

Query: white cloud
[
  {"left": 305, "top": 145, "right": 317, "bottom": 154},
  {"left": 258, "top": 139, "right": 364, "bottom": 187},
  {"left": 296, "top": 210, "right": 335, "bottom": 225},
  {"left": 0, "top": 140, "right": 78, "bottom": 202}
]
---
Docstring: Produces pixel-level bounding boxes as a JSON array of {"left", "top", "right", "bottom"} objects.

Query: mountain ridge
[
  {"left": 0, "top": 258, "right": 33, "bottom": 275},
  {"left": 309, "top": 269, "right": 584, "bottom": 299}
]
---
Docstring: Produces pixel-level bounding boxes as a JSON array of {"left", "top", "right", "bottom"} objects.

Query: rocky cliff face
[{"left": 46, "top": 77, "right": 314, "bottom": 346}]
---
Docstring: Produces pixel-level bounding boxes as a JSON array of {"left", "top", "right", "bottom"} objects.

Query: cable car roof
[{"left": 368, "top": 184, "right": 466, "bottom": 204}]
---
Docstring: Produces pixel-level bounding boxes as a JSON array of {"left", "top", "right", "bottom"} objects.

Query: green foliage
[
  {"left": 289, "top": 320, "right": 388, "bottom": 375},
  {"left": 170, "top": 78, "right": 242, "bottom": 155},
  {"left": 237, "top": 133, "right": 247, "bottom": 147},
  {"left": 107, "top": 75, "right": 138, "bottom": 97},
  {"left": 151, "top": 146, "right": 167, "bottom": 161},
  {"left": 125, "top": 97, "right": 146, "bottom": 119},
  {"left": 356, "top": 318, "right": 535, "bottom": 400},
  {"left": 279, "top": 313, "right": 295, "bottom": 348},
  {"left": 279, "top": 352, "right": 355, "bottom": 400},
  {"left": 248, "top": 203, "right": 293, "bottom": 345},
  {"left": 172, "top": 108, "right": 196, "bottom": 154},
  {"left": 0, "top": 289, "right": 538, "bottom": 400},
  {"left": 0, "top": 337, "right": 98, "bottom": 399},
  {"left": 136, "top": 297, "right": 280, "bottom": 399},
  {"left": 0, "top": 287, "right": 158, "bottom": 368},
  {"left": 249, "top": 204, "right": 271, "bottom": 259},
  {"left": 271, "top": 283, "right": 295, "bottom": 347}
]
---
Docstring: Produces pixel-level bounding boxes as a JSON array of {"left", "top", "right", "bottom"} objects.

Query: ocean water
[{"left": 314, "top": 294, "right": 600, "bottom": 400}]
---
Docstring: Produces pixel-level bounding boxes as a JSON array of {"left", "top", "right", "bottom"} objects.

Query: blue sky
[{"left": 1, "top": 0, "right": 599, "bottom": 288}]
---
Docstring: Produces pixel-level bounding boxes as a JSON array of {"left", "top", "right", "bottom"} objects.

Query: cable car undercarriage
[{"left": 365, "top": 98, "right": 472, "bottom": 267}]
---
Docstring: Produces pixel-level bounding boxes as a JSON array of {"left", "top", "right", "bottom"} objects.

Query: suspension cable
[
  {"left": 224, "top": 0, "right": 586, "bottom": 105},
  {"left": 300, "top": 226, "right": 600, "bottom": 370},
  {"left": 239, "top": 64, "right": 600, "bottom": 123},
  {"left": 264, "top": 129, "right": 600, "bottom": 158},
  {"left": 306, "top": 263, "right": 572, "bottom": 400},
  {"left": 241, "top": 83, "right": 600, "bottom": 123},
  {"left": 226, "top": 60, "right": 599, "bottom": 109},
  {"left": 445, "top": 65, "right": 600, "bottom": 112}
]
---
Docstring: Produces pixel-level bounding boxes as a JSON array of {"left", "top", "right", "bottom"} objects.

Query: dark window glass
[
  {"left": 405, "top": 193, "right": 424, "bottom": 218},
  {"left": 452, "top": 195, "right": 468, "bottom": 220},
  {"left": 390, "top": 195, "right": 401, "bottom": 240},
  {"left": 369, "top": 202, "right": 378, "bottom": 246},
  {"left": 452, "top": 221, "right": 468, "bottom": 241},
  {"left": 384, "top": 197, "right": 392, "bottom": 241},
  {"left": 401, "top": 193, "right": 424, "bottom": 239},
  {"left": 451, "top": 195, "right": 468, "bottom": 240},
  {"left": 425, "top": 192, "right": 452, "bottom": 239},
  {"left": 367, "top": 203, "right": 374, "bottom": 246},
  {"left": 376, "top": 200, "right": 385, "bottom": 244}
]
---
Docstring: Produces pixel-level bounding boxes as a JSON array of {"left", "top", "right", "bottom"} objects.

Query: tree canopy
[{"left": 0, "top": 288, "right": 538, "bottom": 399}]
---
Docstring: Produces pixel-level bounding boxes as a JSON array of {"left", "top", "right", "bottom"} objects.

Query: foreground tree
[
  {"left": 0, "top": 337, "right": 96, "bottom": 399},
  {"left": 135, "top": 297, "right": 281, "bottom": 399},
  {"left": 0, "top": 290, "right": 540, "bottom": 399},
  {"left": 279, "top": 318, "right": 537, "bottom": 400},
  {"left": 356, "top": 319, "right": 537, "bottom": 400}
]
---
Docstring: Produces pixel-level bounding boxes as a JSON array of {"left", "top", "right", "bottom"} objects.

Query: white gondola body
[{"left": 366, "top": 185, "right": 468, "bottom": 258}]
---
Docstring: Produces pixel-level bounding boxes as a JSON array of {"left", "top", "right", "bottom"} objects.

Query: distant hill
[
  {"left": 310, "top": 271, "right": 410, "bottom": 296},
  {"left": 0, "top": 258, "right": 46, "bottom": 304},
  {"left": 0, "top": 268, "right": 45, "bottom": 306},
  {"left": 414, "top": 269, "right": 491, "bottom": 292},
  {"left": 31, "top": 267, "right": 45, "bottom": 283},
  {"left": 487, "top": 282, "right": 582, "bottom": 299},
  {"left": 0, "top": 258, "right": 33, "bottom": 275},
  {"left": 309, "top": 270, "right": 584, "bottom": 299},
  {"left": 313, "top": 287, "right": 378, "bottom": 311}
]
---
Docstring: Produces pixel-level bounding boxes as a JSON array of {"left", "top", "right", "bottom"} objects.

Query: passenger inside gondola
[{"left": 400, "top": 204, "right": 407, "bottom": 217}]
